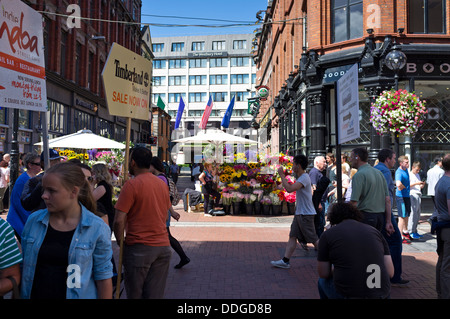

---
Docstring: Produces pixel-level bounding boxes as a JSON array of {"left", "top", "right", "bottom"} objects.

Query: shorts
[
  {"left": 289, "top": 214, "right": 318, "bottom": 244},
  {"left": 396, "top": 196, "right": 411, "bottom": 218}
]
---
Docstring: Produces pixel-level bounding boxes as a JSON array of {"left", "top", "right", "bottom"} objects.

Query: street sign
[
  {"left": 102, "top": 42, "right": 151, "bottom": 121},
  {"left": 336, "top": 63, "right": 360, "bottom": 144},
  {"left": 0, "top": 0, "right": 47, "bottom": 112}
]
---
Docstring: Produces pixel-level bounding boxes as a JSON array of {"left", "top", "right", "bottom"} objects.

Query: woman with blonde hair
[
  {"left": 20, "top": 162, "right": 113, "bottom": 299},
  {"left": 92, "top": 163, "right": 114, "bottom": 230}
]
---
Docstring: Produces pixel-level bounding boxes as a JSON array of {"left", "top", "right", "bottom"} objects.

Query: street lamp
[
  {"left": 385, "top": 44, "right": 407, "bottom": 164},
  {"left": 385, "top": 44, "right": 407, "bottom": 90}
]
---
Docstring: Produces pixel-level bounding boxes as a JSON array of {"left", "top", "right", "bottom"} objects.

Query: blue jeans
[
  {"left": 382, "top": 213, "right": 403, "bottom": 283},
  {"left": 318, "top": 278, "right": 345, "bottom": 299}
]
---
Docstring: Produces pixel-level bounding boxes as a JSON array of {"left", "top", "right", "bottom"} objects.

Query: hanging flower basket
[{"left": 370, "top": 89, "right": 428, "bottom": 136}]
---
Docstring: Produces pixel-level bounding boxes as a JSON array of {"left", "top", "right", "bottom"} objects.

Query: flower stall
[{"left": 216, "top": 152, "right": 296, "bottom": 215}]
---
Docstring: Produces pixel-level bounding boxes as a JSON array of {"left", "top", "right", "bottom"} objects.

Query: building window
[
  {"left": 152, "top": 76, "right": 166, "bottom": 86},
  {"left": 152, "top": 93, "right": 166, "bottom": 103},
  {"left": 210, "top": 74, "right": 228, "bottom": 85},
  {"left": 231, "top": 91, "right": 249, "bottom": 101},
  {"left": 191, "top": 41, "right": 205, "bottom": 51},
  {"left": 233, "top": 40, "right": 247, "bottom": 50},
  {"left": 74, "top": 110, "right": 95, "bottom": 132},
  {"left": 153, "top": 60, "right": 166, "bottom": 69},
  {"left": 212, "top": 92, "right": 227, "bottom": 102},
  {"left": 47, "top": 100, "right": 66, "bottom": 134},
  {"left": 75, "top": 42, "right": 82, "bottom": 84},
  {"left": 171, "top": 42, "right": 184, "bottom": 52},
  {"left": 210, "top": 58, "right": 228, "bottom": 67},
  {"left": 60, "top": 31, "right": 67, "bottom": 77},
  {"left": 189, "top": 75, "right": 207, "bottom": 85},
  {"left": 332, "top": 0, "right": 363, "bottom": 43},
  {"left": 231, "top": 57, "right": 249, "bottom": 67},
  {"left": 409, "top": 0, "right": 445, "bottom": 33},
  {"left": 230, "top": 74, "right": 249, "bottom": 84},
  {"left": 189, "top": 92, "right": 207, "bottom": 102},
  {"left": 212, "top": 41, "right": 226, "bottom": 50},
  {"left": 168, "top": 93, "right": 186, "bottom": 103},
  {"left": 189, "top": 58, "right": 207, "bottom": 68},
  {"left": 168, "top": 76, "right": 186, "bottom": 86},
  {"left": 99, "top": 119, "right": 114, "bottom": 139},
  {"left": 169, "top": 59, "right": 186, "bottom": 68},
  {"left": 152, "top": 43, "right": 164, "bottom": 52}
]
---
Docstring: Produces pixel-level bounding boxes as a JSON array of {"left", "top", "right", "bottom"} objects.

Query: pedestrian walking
[
  {"left": 433, "top": 153, "right": 450, "bottom": 299},
  {"left": 150, "top": 157, "right": 190, "bottom": 269},
  {"left": 91, "top": 163, "right": 115, "bottom": 230},
  {"left": 317, "top": 202, "right": 394, "bottom": 299},
  {"left": 6, "top": 153, "right": 42, "bottom": 243},
  {"left": 20, "top": 162, "right": 113, "bottom": 299},
  {"left": 395, "top": 156, "right": 412, "bottom": 243},
  {"left": 349, "top": 148, "right": 394, "bottom": 235},
  {"left": 114, "top": 147, "right": 172, "bottom": 299},
  {"left": 374, "top": 149, "right": 409, "bottom": 286},
  {"left": 409, "top": 161, "right": 425, "bottom": 239},
  {"left": 169, "top": 161, "right": 180, "bottom": 184},
  {"left": 271, "top": 155, "right": 318, "bottom": 268},
  {"left": 309, "top": 156, "right": 329, "bottom": 238}
]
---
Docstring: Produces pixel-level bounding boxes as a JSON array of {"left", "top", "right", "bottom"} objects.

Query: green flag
[{"left": 157, "top": 96, "right": 165, "bottom": 110}]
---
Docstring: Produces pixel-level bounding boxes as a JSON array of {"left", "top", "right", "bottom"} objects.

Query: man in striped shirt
[{"left": 0, "top": 218, "right": 22, "bottom": 297}]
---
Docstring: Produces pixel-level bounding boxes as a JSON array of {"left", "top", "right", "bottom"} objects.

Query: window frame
[
  {"left": 331, "top": 0, "right": 364, "bottom": 43},
  {"left": 408, "top": 0, "right": 446, "bottom": 34}
]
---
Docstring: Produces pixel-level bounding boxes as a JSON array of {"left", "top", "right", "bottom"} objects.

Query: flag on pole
[
  {"left": 156, "top": 96, "right": 165, "bottom": 110},
  {"left": 174, "top": 96, "right": 185, "bottom": 129},
  {"left": 221, "top": 95, "right": 235, "bottom": 128},
  {"left": 199, "top": 95, "right": 214, "bottom": 130}
]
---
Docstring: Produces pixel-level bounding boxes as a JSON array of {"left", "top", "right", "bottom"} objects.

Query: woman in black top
[{"left": 92, "top": 164, "right": 114, "bottom": 230}]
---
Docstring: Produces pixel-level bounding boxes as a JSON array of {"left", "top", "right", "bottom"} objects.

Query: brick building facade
[
  {"left": 255, "top": 0, "right": 450, "bottom": 180},
  {"left": 15, "top": 0, "right": 150, "bottom": 154}
]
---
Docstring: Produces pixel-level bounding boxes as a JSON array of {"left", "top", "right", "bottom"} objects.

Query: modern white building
[{"left": 151, "top": 34, "right": 257, "bottom": 134}]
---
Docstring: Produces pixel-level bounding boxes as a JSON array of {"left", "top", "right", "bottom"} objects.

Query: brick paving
[{"left": 160, "top": 173, "right": 439, "bottom": 300}]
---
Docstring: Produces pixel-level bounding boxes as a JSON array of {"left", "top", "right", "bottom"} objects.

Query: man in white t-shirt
[
  {"left": 427, "top": 157, "right": 444, "bottom": 219},
  {"left": 271, "top": 154, "right": 318, "bottom": 269}
]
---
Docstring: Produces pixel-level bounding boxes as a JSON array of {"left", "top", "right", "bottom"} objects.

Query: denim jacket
[{"left": 20, "top": 204, "right": 113, "bottom": 299}]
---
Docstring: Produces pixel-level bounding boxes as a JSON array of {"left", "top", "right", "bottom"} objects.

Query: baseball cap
[{"left": 41, "top": 149, "right": 62, "bottom": 162}]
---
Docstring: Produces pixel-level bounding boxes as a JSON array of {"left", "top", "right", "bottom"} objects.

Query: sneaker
[
  {"left": 402, "top": 237, "right": 411, "bottom": 244},
  {"left": 271, "top": 259, "right": 291, "bottom": 269},
  {"left": 410, "top": 232, "right": 423, "bottom": 239},
  {"left": 391, "top": 279, "right": 410, "bottom": 286},
  {"left": 402, "top": 232, "right": 413, "bottom": 240}
]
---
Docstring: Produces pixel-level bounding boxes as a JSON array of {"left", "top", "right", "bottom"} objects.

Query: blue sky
[{"left": 141, "top": 0, "right": 268, "bottom": 38}]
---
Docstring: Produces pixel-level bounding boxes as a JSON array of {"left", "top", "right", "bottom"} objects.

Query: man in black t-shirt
[{"left": 317, "top": 202, "right": 394, "bottom": 299}]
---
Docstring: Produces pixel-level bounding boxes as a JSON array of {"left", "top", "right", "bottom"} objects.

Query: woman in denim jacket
[{"left": 20, "top": 162, "right": 113, "bottom": 299}]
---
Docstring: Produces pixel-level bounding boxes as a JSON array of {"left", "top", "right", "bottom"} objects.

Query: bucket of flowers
[{"left": 370, "top": 89, "right": 427, "bottom": 136}]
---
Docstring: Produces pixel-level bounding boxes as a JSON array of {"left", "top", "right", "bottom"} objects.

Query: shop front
[{"left": 279, "top": 37, "right": 450, "bottom": 177}]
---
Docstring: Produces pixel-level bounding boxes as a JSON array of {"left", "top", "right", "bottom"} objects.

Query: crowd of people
[
  {"left": 271, "top": 148, "right": 450, "bottom": 299},
  {"left": 0, "top": 147, "right": 188, "bottom": 299},
  {"left": 0, "top": 145, "right": 449, "bottom": 300}
]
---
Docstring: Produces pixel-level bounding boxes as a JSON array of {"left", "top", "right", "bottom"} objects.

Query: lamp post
[{"left": 385, "top": 44, "right": 407, "bottom": 164}]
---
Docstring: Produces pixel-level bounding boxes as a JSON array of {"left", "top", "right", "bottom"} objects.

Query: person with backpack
[{"left": 150, "top": 157, "right": 190, "bottom": 269}]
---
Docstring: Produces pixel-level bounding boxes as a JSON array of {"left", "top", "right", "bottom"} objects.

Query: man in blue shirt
[
  {"left": 375, "top": 149, "right": 409, "bottom": 286},
  {"left": 396, "top": 156, "right": 412, "bottom": 243}
]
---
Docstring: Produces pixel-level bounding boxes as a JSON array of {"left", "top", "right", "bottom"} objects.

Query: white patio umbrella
[
  {"left": 172, "top": 129, "right": 258, "bottom": 146},
  {"left": 35, "top": 129, "right": 125, "bottom": 149}
]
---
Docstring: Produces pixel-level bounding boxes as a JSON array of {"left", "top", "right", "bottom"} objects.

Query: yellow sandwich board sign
[{"left": 102, "top": 43, "right": 151, "bottom": 120}]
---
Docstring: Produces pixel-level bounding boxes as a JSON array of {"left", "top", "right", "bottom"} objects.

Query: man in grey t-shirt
[{"left": 271, "top": 155, "right": 318, "bottom": 269}]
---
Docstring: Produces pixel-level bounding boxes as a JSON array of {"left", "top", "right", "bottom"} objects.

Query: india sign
[
  {"left": 0, "top": 0, "right": 47, "bottom": 112},
  {"left": 102, "top": 43, "right": 151, "bottom": 120}
]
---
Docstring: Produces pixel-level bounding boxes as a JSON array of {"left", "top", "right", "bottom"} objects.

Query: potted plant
[
  {"left": 261, "top": 195, "right": 272, "bottom": 215},
  {"left": 270, "top": 191, "right": 283, "bottom": 216}
]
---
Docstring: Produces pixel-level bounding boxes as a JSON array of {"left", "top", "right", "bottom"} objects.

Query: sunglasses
[{"left": 30, "top": 162, "right": 41, "bottom": 166}]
